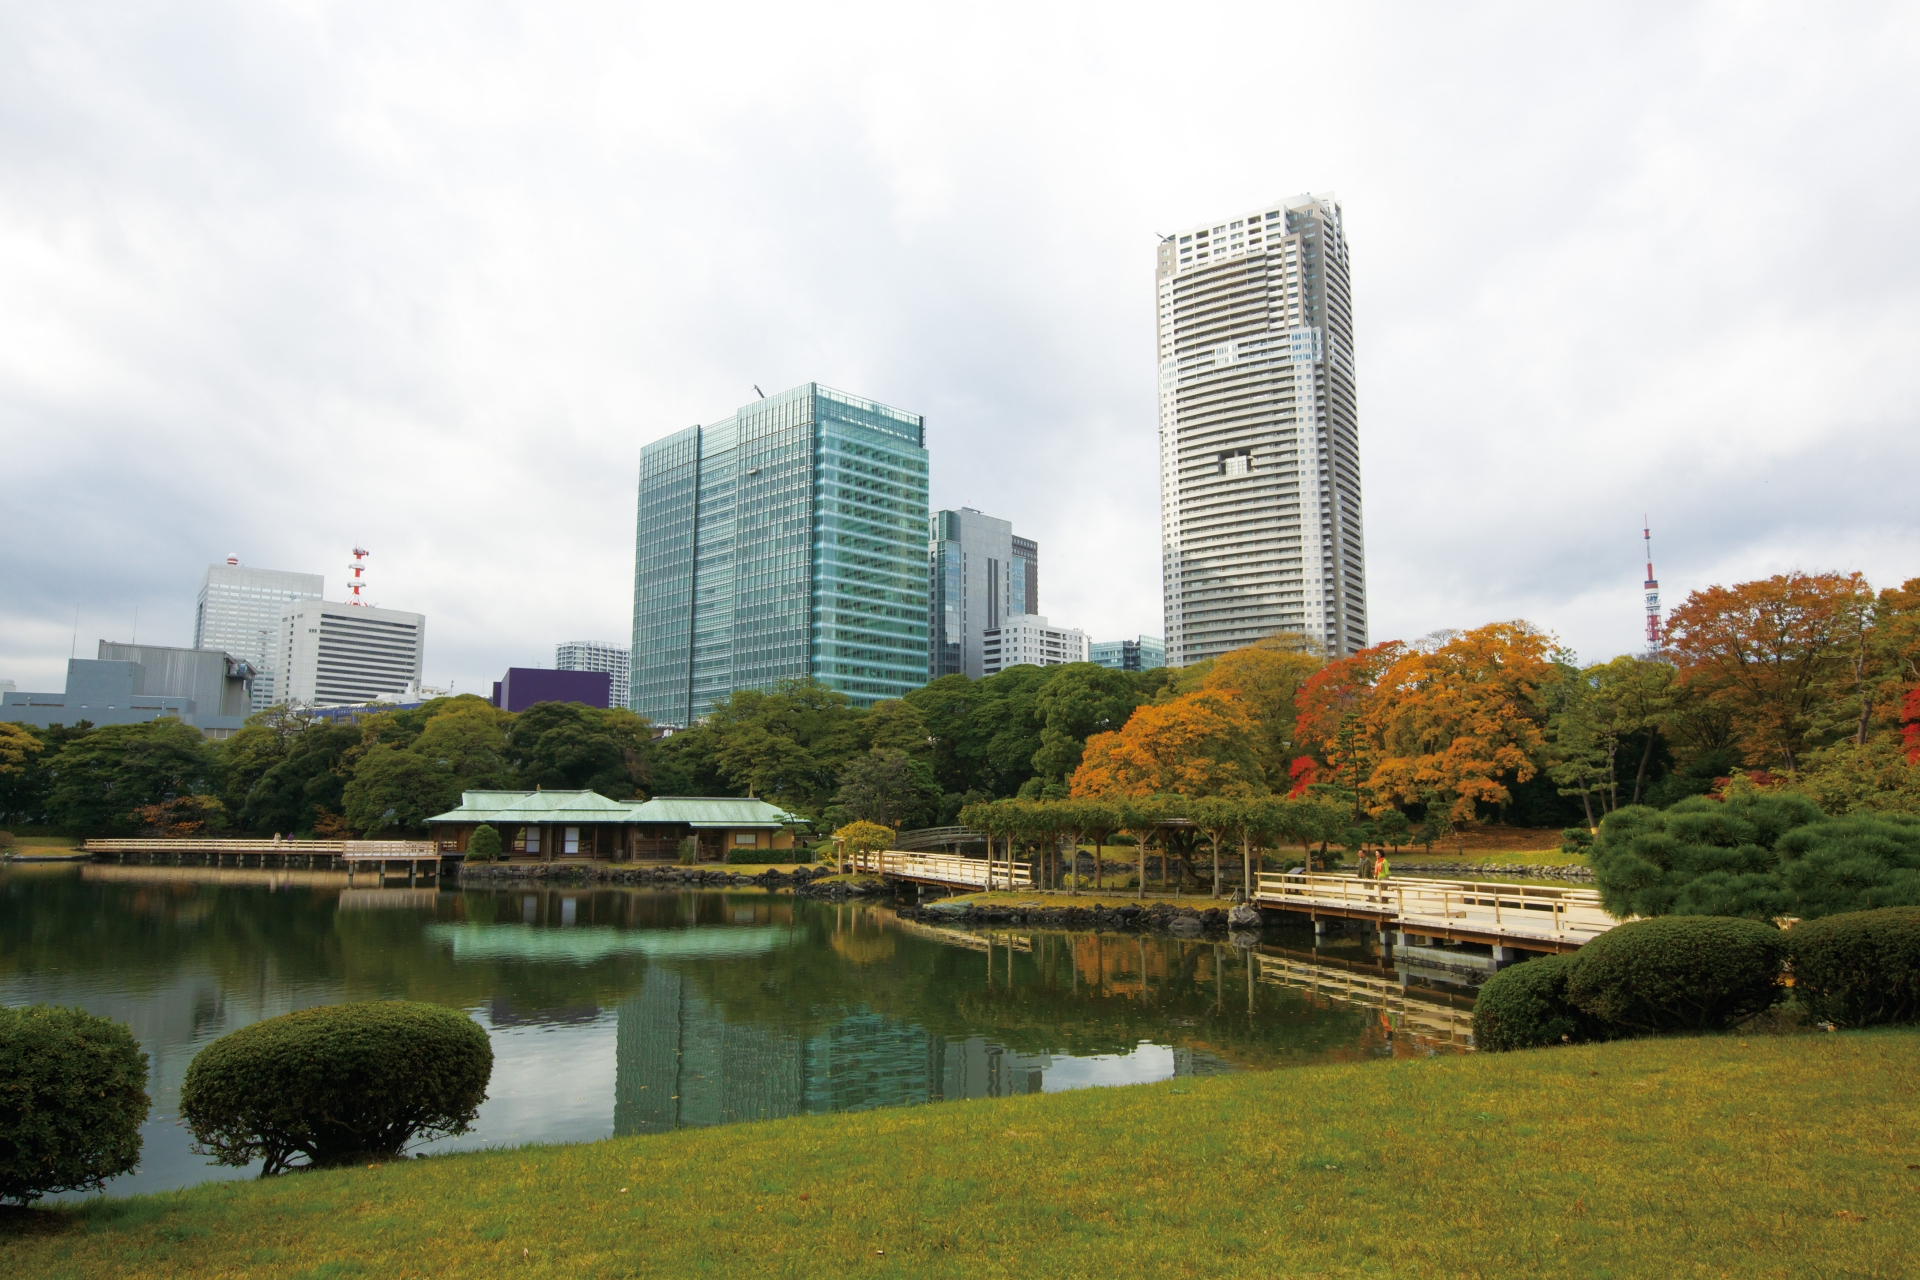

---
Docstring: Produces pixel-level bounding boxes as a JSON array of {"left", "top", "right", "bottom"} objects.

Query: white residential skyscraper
[
  {"left": 193, "top": 557, "right": 325, "bottom": 711},
  {"left": 557, "top": 640, "right": 632, "bottom": 711},
  {"left": 1157, "top": 193, "right": 1367, "bottom": 662}
]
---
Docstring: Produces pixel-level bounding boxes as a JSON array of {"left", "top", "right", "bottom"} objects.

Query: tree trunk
[
  {"left": 1630, "top": 730, "right": 1655, "bottom": 806},
  {"left": 1579, "top": 788, "right": 1594, "bottom": 832},
  {"left": 1211, "top": 835, "right": 1222, "bottom": 898},
  {"left": 1138, "top": 836, "right": 1147, "bottom": 900}
]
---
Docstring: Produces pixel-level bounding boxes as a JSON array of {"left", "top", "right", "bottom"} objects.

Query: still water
[{"left": 0, "top": 863, "right": 1473, "bottom": 1198}]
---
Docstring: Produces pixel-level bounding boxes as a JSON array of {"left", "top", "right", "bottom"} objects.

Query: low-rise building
[
  {"left": 426, "top": 791, "right": 804, "bottom": 862},
  {"left": 490, "top": 667, "right": 612, "bottom": 713},
  {"left": 0, "top": 642, "right": 254, "bottom": 737},
  {"left": 1089, "top": 636, "right": 1167, "bottom": 672},
  {"left": 981, "top": 614, "right": 1089, "bottom": 675}
]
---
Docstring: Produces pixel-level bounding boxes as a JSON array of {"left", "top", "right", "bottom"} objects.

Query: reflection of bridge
[
  {"left": 1253, "top": 872, "right": 1617, "bottom": 956},
  {"left": 852, "top": 849, "right": 1030, "bottom": 891},
  {"left": 1252, "top": 947, "right": 1477, "bottom": 1051}
]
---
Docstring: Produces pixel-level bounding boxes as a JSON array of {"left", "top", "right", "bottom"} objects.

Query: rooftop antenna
[
  {"left": 1643, "top": 519, "right": 1662, "bottom": 652},
  {"left": 71, "top": 604, "right": 79, "bottom": 659},
  {"left": 131, "top": 605, "right": 138, "bottom": 645},
  {"left": 347, "top": 546, "right": 370, "bottom": 607},
  {"left": 753, "top": 385, "right": 766, "bottom": 398}
]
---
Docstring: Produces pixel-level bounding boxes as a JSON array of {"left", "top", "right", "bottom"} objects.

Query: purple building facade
[{"left": 491, "top": 667, "right": 612, "bottom": 713}]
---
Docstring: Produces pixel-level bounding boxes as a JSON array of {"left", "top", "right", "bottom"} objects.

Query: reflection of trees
[{"left": 2, "top": 875, "right": 1386, "bottom": 1076}]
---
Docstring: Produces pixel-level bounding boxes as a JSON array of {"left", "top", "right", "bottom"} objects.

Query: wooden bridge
[
  {"left": 851, "top": 849, "right": 1031, "bottom": 891},
  {"left": 1253, "top": 871, "right": 1617, "bottom": 954},
  {"left": 85, "top": 838, "right": 441, "bottom": 885}
]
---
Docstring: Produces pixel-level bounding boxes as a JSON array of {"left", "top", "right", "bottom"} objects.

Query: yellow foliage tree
[
  {"left": 1199, "top": 636, "right": 1322, "bottom": 781},
  {"left": 1068, "top": 690, "right": 1266, "bottom": 799},
  {"left": 1354, "top": 621, "right": 1559, "bottom": 822}
]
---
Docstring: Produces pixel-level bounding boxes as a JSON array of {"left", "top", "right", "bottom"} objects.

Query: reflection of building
[
  {"left": 613, "top": 970, "right": 1049, "bottom": 1136},
  {"left": 1, "top": 642, "right": 254, "bottom": 738}
]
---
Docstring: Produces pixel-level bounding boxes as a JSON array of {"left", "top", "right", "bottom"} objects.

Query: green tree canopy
[{"left": 47, "top": 718, "right": 223, "bottom": 836}]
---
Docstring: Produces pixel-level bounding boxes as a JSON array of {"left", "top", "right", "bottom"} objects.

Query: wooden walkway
[
  {"left": 86, "top": 838, "right": 441, "bottom": 884},
  {"left": 852, "top": 849, "right": 1031, "bottom": 891},
  {"left": 1253, "top": 871, "right": 1617, "bottom": 954}
]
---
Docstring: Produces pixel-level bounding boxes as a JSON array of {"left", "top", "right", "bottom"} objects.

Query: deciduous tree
[
  {"left": 1068, "top": 690, "right": 1266, "bottom": 800},
  {"left": 1665, "top": 571, "right": 1876, "bottom": 772}
]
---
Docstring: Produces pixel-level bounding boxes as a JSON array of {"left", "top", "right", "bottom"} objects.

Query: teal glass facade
[{"left": 631, "top": 384, "right": 930, "bottom": 726}]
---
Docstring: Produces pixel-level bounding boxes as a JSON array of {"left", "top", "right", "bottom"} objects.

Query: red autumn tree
[{"left": 1664, "top": 571, "right": 1877, "bottom": 771}]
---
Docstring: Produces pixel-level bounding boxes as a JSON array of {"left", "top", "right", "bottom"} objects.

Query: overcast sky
[{"left": 3, "top": 2, "right": 1917, "bottom": 699}]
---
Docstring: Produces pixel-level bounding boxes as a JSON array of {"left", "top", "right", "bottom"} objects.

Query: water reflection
[{"left": 0, "top": 865, "right": 1469, "bottom": 1198}]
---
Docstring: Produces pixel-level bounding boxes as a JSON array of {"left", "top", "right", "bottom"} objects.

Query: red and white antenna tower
[
  {"left": 347, "top": 546, "right": 370, "bottom": 606},
  {"left": 1642, "top": 520, "right": 1662, "bottom": 651}
]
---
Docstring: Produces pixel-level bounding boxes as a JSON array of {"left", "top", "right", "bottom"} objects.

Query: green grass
[{"left": 8, "top": 1030, "right": 1918, "bottom": 1278}]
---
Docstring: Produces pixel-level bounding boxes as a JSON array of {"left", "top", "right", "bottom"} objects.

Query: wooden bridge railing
[
  {"left": 851, "top": 849, "right": 1031, "bottom": 890},
  {"left": 1253, "top": 871, "right": 1617, "bottom": 949}
]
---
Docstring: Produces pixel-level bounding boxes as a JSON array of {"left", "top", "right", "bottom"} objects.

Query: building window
[
  {"left": 522, "top": 826, "right": 541, "bottom": 854},
  {"left": 564, "top": 827, "right": 580, "bottom": 856},
  {"left": 734, "top": 833, "right": 756, "bottom": 845}
]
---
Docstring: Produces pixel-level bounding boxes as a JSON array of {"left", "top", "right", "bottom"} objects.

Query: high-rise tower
[
  {"left": 631, "top": 383, "right": 930, "bottom": 727},
  {"left": 193, "top": 556, "right": 324, "bottom": 711},
  {"left": 1157, "top": 193, "right": 1367, "bottom": 662}
]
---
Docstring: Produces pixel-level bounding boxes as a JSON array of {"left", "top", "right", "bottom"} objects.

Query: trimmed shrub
[
  {"left": 180, "top": 1001, "right": 491, "bottom": 1175},
  {"left": 0, "top": 1004, "right": 150, "bottom": 1203},
  {"left": 464, "top": 824, "right": 501, "bottom": 862},
  {"left": 1472, "top": 955, "right": 1606, "bottom": 1051},
  {"left": 1787, "top": 907, "right": 1920, "bottom": 1028},
  {"left": 1566, "top": 916, "right": 1786, "bottom": 1035},
  {"left": 1590, "top": 794, "right": 1920, "bottom": 921}
]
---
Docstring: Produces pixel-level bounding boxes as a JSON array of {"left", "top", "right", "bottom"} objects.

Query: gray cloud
[{"left": 2, "top": 2, "right": 1916, "bottom": 695}]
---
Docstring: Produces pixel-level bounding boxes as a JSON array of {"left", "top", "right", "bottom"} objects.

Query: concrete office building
[
  {"left": 1, "top": 642, "right": 254, "bottom": 737},
  {"left": 193, "top": 557, "right": 325, "bottom": 711},
  {"left": 632, "top": 383, "right": 930, "bottom": 727},
  {"left": 928, "top": 508, "right": 1040, "bottom": 681},
  {"left": 556, "top": 640, "right": 631, "bottom": 710},
  {"left": 276, "top": 601, "right": 426, "bottom": 708},
  {"left": 1158, "top": 192, "right": 1367, "bottom": 662},
  {"left": 981, "top": 615, "right": 1088, "bottom": 675},
  {"left": 1089, "top": 636, "right": 1166, "bottom": 672}
]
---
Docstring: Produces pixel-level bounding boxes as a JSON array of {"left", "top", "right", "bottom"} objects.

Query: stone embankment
[
  {"left": 458, "top": 862, "right": 831, "bottom": 889},
  {"left": 896, "top": 898, "right": 1265, "bottom": 937},
  {"left": 1397, "top": 863, "right": 1595, "bottom": 883}
]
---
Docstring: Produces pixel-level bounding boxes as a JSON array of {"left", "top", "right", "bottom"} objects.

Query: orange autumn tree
[
  {"left": 1068, "top": 690, "right": 1266, "bottom": 799},
  {"left": 1665, "top": 571, "right": 1877, "bottom": 771},
  {"left": 1198, "top": 635, "right": 1323, "bottom": 783},
  {"left": 1356, "top": 622, "right": 1560, "bottom": 822}
]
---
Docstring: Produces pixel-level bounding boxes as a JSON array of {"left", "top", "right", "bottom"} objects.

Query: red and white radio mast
[
  {"left": 347, "top": 546, "right": 370, "bottom": 606},
  {"left": 1642, "top": 521, "right": 1662, "bottom": 651}
]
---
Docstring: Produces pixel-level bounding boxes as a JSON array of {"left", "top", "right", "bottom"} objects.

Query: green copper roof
[{"left": 424, "top": 791, "right": 800, "bottom": 828}]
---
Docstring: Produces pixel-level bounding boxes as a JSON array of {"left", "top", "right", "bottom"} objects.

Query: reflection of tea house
[{"left": 426, "top": 791, "right": 803, "bottom": 862}]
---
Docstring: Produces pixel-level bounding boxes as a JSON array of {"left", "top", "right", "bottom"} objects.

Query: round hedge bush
[
  {"left": 0, "top": 1004, "right": 150, "bottom": 1203},
  {"left": 1566, "top": 916, "right": 1786, "bottom": 1035},
  {"left": 465, "top": 824, "right": 501, "bottom": 863},
  {"left": 1471, "top": 954, "right": 1607, "bottom": 1051},
  {"left": 180, "top": 1000, "right": 491, "bottom": 1175},
  {"left": 1787, "top": 906, "right": 1920, "bottom": 1028}
]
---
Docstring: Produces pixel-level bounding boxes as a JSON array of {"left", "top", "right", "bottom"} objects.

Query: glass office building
[{"left": 632, "top": 383, "right": 931, "bottom": 726}]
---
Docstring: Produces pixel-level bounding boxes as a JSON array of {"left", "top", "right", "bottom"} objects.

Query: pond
[{"left": 0, "top": 863, "right": 1476, "bottom": 1198}]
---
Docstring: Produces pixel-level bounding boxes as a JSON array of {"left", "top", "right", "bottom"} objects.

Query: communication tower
[
  {"left": 347, "top": 546, "right": 370, "bottom": 606},
  {"left": 1642, "top": 521, "right": 1661, "bottom": 651}
]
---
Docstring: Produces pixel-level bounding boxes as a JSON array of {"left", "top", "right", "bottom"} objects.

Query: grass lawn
[{"left": 8, "top": 1030, "right": 1917, "bottom": 1278}]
